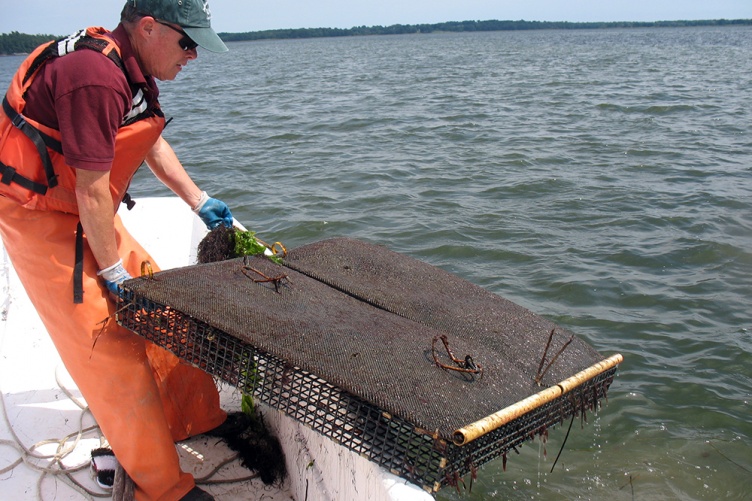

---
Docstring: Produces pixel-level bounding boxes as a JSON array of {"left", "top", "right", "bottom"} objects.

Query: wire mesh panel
[{"left": 117, "top": 237, "right": 620, "bottom": 492}]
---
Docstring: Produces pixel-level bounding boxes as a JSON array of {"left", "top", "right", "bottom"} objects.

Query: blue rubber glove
[
  {"left": 192, "top": 191, "right": 234, "bottom": 230},
  {"left": 97, "top": 259, "right": 132, "bottom": 298}
]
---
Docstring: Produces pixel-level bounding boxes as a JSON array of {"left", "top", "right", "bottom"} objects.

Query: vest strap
[
  {"left": 122, "top": 192, "right": 136, "bottom": 210},
  {"left": 0, "top": 160, "right": 51, "bottom": 194},
  {"left": 2, "top": 96, "right": 59, "bottom": 188}
]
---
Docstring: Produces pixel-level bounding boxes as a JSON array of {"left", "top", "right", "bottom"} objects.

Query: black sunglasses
[{"left": 155, "top": 20, "right": 198, "bottom": 51}]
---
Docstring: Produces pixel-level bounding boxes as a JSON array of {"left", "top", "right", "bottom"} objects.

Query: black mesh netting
[{"left": 117, "top": 237, "right": 619, "bottom": 492}]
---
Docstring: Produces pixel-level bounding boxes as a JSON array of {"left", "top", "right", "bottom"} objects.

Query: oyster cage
[
  {"left": 116, "top": 237, "right": 622, "bottom": 493},
  {"left": 117, "top": 302, "right": 617, "bottom": 492}
]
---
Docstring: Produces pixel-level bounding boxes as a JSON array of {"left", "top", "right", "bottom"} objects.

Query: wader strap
[
  {"left": 73, "top": 222, "right": 84, "bottom": 303},
  {"left": 2, "top": 96, "right": 61, "bottom": 190}
]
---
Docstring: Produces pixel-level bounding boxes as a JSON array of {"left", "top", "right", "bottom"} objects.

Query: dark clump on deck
[
  {"left": 117, "top": 237, "right": 620, "bottom": 492},
  {"left": 223, "top": 414, "right": 287, "bottom": 486}
]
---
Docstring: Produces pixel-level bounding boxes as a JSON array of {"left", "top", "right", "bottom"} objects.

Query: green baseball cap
[{"left": 130, "top": 0, "right": 228, "bottom": 52}]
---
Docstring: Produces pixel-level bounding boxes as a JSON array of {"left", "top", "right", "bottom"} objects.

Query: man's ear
[{"left": 136, "top": 15, "right": 156, "bottom": 39}]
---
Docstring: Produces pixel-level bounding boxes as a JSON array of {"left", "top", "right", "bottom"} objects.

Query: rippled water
[{"left": 2, "top": 26, "right": 751, "bottom": 500}]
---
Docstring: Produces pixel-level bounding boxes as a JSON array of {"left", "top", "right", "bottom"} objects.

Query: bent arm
[
  {"left": 76, "top": 169, "right": 120, "bottom": 270},
  {"left": 144, "top": 135, "right": 203, "bottom": 210}
]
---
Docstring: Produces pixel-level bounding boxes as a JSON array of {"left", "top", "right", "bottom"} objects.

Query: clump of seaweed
[
  {"left": 197, "top": 226, "right": 282, "bottom": 264},
  {"left": 197, "top": 225, "right": 235, "bottom": 263},
  {"left": 222, "top": 394, "right": 287, "bottom": 486}
]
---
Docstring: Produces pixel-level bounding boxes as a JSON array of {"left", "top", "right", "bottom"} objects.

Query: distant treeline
[
  {"left": 0, "top": 32, "right": 59, "bottom": 56},
  {"left": 2, "top": 19, "right": 751, "bottom": 55},
  {"left": 219, "top": 18, "right": 752, "bottom": 42}
]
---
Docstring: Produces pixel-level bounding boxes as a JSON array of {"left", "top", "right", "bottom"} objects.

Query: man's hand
[
  {"left": 97, "top": 259, "right": 132, "bottom": 297},
  {"left": 192, "top": 191, "right": 234, "bottom": 229}
]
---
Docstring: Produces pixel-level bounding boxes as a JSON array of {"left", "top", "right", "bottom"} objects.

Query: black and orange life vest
[{"left": 0, "top": 27, "right": 165, "bottom": 215}]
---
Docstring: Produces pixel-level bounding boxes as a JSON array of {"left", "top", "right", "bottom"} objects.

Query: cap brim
[{"left": 183, "top": 26, "right": 228, "bottom": 53}]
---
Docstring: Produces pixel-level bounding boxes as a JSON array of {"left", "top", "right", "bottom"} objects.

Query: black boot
[{"left": 180, "top": 486, "right": 214, "bottom": 501}]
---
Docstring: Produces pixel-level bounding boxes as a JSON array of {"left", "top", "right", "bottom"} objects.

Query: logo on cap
[{"left": 202, "top": 0, "right": 212, "bottom": 21}]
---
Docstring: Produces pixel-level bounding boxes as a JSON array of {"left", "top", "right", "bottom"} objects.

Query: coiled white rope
[
  {"left": 1, "top": 366, "right": 261, "bottom": 500},
  {"left": 0, "top": 365, "right": 109, "bottom": 500}
]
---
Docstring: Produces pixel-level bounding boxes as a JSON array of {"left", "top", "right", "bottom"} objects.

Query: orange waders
[{"left": 0, "top": 196, "right": 226, "bottom": 500}]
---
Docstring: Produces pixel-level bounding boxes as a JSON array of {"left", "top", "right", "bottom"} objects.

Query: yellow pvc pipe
[{"left": 452, "top": 353, "right": 623, "bottom": 446}]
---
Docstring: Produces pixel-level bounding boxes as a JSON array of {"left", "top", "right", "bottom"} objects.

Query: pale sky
[{"left": 1, "top": 0, "right": 750, "bottom": 36}]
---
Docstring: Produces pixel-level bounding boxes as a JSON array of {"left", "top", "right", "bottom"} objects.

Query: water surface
[{"left": 1, "top": 26, "right": 750, "bottom": 500}]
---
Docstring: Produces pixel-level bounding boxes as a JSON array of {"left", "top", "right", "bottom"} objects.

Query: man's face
[{"left": 140, "top": 18, "right": 198, "bottom": 81}]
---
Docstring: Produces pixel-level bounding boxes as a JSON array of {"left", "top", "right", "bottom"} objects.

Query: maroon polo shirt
[{"left": 22, "top": 25, "right": 160, "bottom": 171}]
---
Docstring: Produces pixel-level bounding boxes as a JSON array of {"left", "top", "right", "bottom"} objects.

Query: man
[{"left": 0, "top": 1, "right": 244, "bottom": 499}]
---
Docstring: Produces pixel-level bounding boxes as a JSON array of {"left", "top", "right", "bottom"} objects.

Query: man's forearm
[
  {"left": 145, "top": 135, "right": 203, "bottom": 208},
  {"left": 76, "top": 169, "right": 120, "bottom": 270}
]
